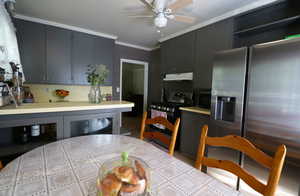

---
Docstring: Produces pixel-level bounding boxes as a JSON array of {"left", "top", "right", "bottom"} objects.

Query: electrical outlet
[{"left": 116, "top": 87, "right": 120, "bottom": 93}]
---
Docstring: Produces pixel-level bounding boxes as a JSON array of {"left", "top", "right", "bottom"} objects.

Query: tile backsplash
[{"left": 25, "top": 84, "right": 112, "bottom": 103}]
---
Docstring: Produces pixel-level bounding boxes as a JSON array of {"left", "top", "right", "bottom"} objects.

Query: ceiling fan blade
[
  {"left": 128, "top": 15, "right": 154, "bottom": 18},
  {"left": 139, "top": 0, "right": 155, "bottom": 11},
  {"left": 172, "top": 15, "right": 196, "bottom": 23},
  {"left": 167, "top": 0, "right": 193, "bottom": 12}
]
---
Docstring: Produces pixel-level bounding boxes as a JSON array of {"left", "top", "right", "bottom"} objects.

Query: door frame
[{"left": 120, "top": 58, "right": 149, "bottom": 113}]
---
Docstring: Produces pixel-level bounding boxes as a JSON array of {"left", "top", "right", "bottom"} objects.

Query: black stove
[{"left": 148, "top": 91, "right": 194, "bottom": 150}]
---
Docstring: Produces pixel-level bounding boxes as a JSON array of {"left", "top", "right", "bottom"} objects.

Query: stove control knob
[
  {"left": 158, "top": 106, "right": 161, "bottom": 109},
  {"left": 166, "top": 108, "right": 170, "bottom": 111}
]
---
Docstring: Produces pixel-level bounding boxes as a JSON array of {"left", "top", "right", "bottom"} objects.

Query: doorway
[{"left": 120, "top": 59, "right": 148, "bottom": 137}]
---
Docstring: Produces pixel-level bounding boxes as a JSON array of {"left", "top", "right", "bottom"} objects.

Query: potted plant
[{"left": 86, "top": 64, "right": 109, "bottom": 103}]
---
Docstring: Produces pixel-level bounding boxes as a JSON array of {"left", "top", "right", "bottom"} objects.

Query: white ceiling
[{"left": 15, "top": 0, "right": 279, "bottom": 49}]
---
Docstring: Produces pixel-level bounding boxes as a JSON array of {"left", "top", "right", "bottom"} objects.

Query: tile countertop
[
  {"left": 0, "top": 101, "right": 134, "bottom": 115},
  {"left": 179, "top": 106, "right": 211, "bottom": 115}
]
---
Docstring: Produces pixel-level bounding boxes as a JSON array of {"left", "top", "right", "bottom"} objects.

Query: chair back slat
[
  {"left": 145, "top": 116, "right": 175, "bottom": 131},
  {"left": 140, "top": 112, "right": 180, "bottom": 156},
  {"left": 143, "top": 131, "right": 171, "bottom": 147},
  {"left": 195, "top": 125, "right": 287, "bottom": 196},
  {"left": 202, "top": 157, "right": 266, "bottom": 194},
  {"left": 206, "top": 135, "right": 273, "bottom": 169}
]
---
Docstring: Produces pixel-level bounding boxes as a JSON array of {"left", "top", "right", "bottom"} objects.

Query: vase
[{"left": 88, "top": 85, "right": 102, "bottom": 103}]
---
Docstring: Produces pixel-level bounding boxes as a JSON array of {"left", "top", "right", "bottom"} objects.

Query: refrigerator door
[
  {"left": 242, "top": 38, "right": 300, "bottom": 195},
  {"left": 209, "top": 47, "right": 248, "bottom": 188}
]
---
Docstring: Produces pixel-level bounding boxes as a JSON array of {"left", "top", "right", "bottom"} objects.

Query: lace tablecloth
[{"left": 0, "top": 135, "right": 242, "bottom": 196}]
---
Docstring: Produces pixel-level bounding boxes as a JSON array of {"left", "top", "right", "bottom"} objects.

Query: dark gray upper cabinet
[
  {"left": 195, "top": 19, "right": 233, "bottom": 89},
  {"left": 15, "top": 20, "right": 46, "bottom": 83},
  {"left": 46, "top": 26, "right": 72, "bottom": 84},
  {"left": 93, "top": 37, "right": 114, "bottom": 85},
  {"left": 71, "top": 32, "right": 114, "bottom": 85},
  {"left": 71, "top": 32, "right": 94, "bottom": 85},
  {"left": 16, "top": 19, "right": 114, "bottom": 86},
  {"left": 161, "top": 32, "right": 196, "bottom": 73}
]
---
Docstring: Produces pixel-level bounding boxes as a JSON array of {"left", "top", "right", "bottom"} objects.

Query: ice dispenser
[{"left": 215, "top": 96, "right": 236, "bottom": 122}]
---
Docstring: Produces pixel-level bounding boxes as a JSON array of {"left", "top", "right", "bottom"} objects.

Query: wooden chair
[
  {"left": 195, "top": 125, "right": 286, "bottom": 196},
  {"left": 139, "top": 112, "right": 180, "bottom": 156}
]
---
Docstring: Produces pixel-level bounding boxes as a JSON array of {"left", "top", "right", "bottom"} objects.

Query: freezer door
[
  {"left": 208, "top": 47, "right": 248, "bottom": 189},
  {"left": 210, "top": 47, "right": 248, "bottom": 136},
  {"left": 245, "top": 38, "right": 300, "bottom": 162}
]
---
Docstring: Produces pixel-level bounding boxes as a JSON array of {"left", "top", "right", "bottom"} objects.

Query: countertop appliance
[{"left": 209, "top": 38, "right": 300, "bottom": 195}]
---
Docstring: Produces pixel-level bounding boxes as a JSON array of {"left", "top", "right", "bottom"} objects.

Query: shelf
[{"left": 234, "top": 15, "right": 300, "bottom": 36}]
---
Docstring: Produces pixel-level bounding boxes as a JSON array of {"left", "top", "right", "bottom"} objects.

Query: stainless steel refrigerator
[{"left": 209, "top": 38, "right": 300, "bottom": 196}]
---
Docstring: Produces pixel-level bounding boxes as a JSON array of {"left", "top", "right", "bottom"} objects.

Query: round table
[{"left": 0, "top": 135, "right": 242, "bottom": 196}]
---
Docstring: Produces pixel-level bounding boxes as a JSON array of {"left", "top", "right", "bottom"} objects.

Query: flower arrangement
[
  {"left": 86, "top": 64, "right": 109, "bottom": 86},
  {"left": 86, "top": 64, "right": 109, "bottom": 103}
]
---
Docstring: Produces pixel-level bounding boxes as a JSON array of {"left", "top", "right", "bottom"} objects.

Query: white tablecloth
[{"left": 0, "top": 135, "right": 242, "bottom": 196}]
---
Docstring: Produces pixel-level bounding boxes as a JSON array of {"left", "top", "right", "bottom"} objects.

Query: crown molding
[
  {"left": 115, "top": 41, "right": 155, "bottom": 51},
  {"left": 15, "top": 14, "right": 118, "bottom": 40},
  {"left": 14, "top": 14, "right": 161, "bottom": 51},
  {"left": 159, "top": 0, "right": 280, "bottom": 42}
]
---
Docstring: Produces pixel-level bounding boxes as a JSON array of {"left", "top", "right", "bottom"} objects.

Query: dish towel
[{"left": 151, "top": 109, "right": 167, "bottom": 130}]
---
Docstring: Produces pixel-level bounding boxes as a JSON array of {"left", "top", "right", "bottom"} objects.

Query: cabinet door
[
  {"left": 15, "top": 19, "right": 46, "bottom": 83},
  {"left": 195, "top": 19, "right": 233, "bottom": 89},
  {"left": 93, "top": 37, "right": 114, "bottom": 85},
  {"left": 72, "top": 32, "right": 95, "bottom": 85},
  {"left": 180, "top": 111, "right": 210, "bottom": 159},
  {"left": 161, "top": 32, "right": 196, "bottom": 73},
  {"left": 46, "top": 26, "right": 72, "bottom": 84}
]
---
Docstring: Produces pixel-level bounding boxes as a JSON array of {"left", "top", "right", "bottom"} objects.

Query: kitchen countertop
[
  {"left": 0, "top": 101, "right": 134, "bottom": 115},
  {"left": 179, "top": 106, "right": 211, "bottom": 115}
]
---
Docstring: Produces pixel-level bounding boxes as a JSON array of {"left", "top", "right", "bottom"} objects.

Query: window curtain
[{"left": 0, "top": 1, "right": 23, "bottom": 81}]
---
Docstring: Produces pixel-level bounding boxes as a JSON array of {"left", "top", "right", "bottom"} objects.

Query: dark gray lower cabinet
[
  {"left": 0, "top": 107, "right": 130, "bottom": 161},
  {"left": 46, "top": 26, "right": 72, "bottom": 84},
  {"left": 180, "top": 111, "right": 210, "bottom": 159}
]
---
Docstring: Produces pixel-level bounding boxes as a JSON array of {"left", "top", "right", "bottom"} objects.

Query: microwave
[{"left": 195, "top": 89, "right": 211, "bottom": 109}]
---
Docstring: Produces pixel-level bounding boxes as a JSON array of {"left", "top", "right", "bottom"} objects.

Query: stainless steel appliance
[
  {"left": 149, "top": 90, "right": 193, "bottom": 150},
  {"left": 210, "top": 39, "right": 300, "bottom": 195}
]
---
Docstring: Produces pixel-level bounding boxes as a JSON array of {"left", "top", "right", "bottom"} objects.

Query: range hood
[{"left": 163, "top": 72, "right": 193, "bottom": 81}]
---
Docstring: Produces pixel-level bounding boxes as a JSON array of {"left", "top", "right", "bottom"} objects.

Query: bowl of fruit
[
  {"left": 96, "top": 152, "right": 151, "bottom": 196},
  {"left": 55, "top": 89, "right": 69, "bottom": 102}
]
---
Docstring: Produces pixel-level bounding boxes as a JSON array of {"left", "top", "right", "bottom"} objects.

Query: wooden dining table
[{"left": 0, "top": 135, "right": 242, "bottom": 196}]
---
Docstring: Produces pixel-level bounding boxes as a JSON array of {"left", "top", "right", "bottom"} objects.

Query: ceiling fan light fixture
[{"left": 154, "top": 13, "right": 167, "bottom": 28}]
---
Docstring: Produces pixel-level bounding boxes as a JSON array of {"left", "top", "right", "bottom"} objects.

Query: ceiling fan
[{"left": 127, "top": 0, "right": 196, "bottom": 28}]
